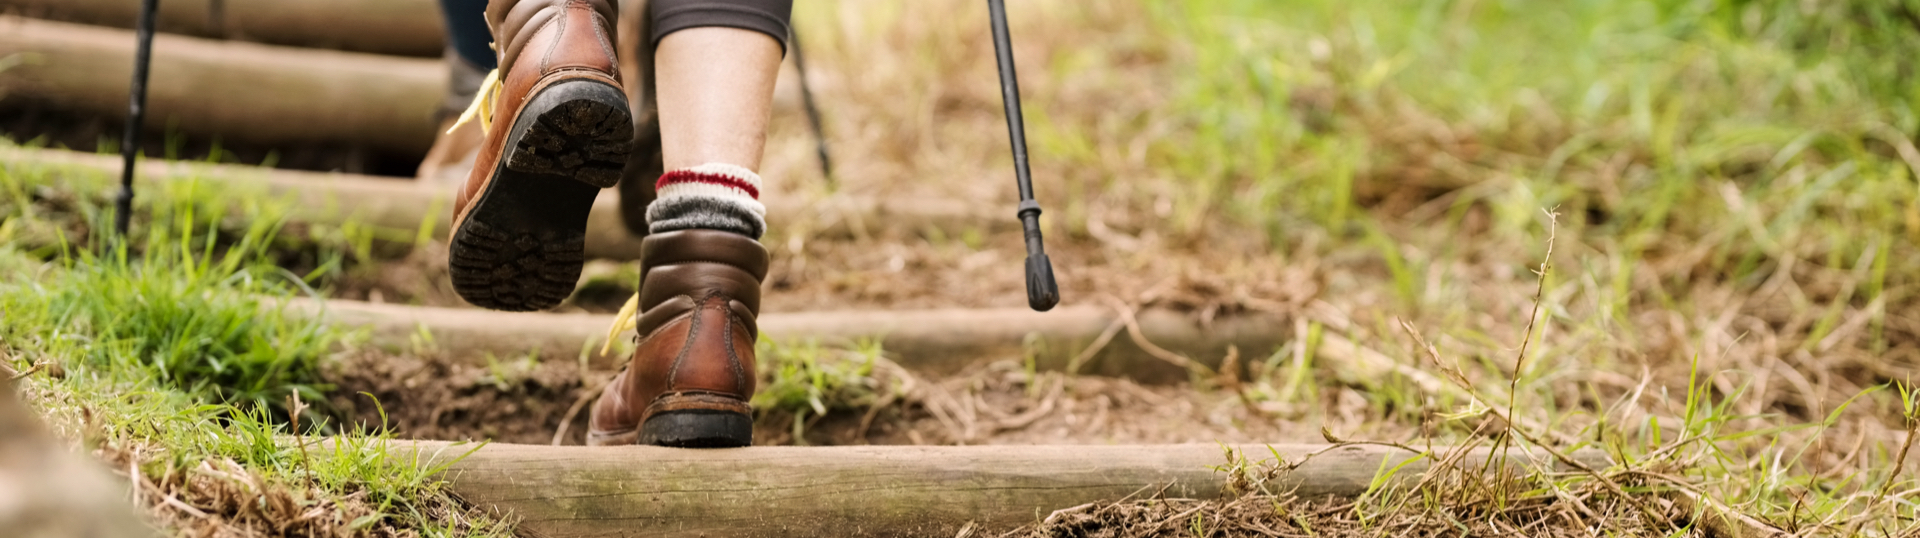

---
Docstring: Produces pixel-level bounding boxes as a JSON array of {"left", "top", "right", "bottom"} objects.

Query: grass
[
  {"left": 753, "top": 338, "right": 906, "bottom": 444},
  {"left": 0, "top": 155, "right": 510, "bottom": 536},
  {"left": 786, "top": 0, "right": 1920, "bottom": 533}
]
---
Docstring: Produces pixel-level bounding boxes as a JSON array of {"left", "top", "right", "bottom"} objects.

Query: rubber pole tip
[{"left": 1025, "top": 253, "right": 1060, "bottom": 312}]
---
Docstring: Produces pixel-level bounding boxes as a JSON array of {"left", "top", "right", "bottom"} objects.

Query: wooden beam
[
  {"left": 1, "top": 147, "right": 996, "bottom": 261},
  {"left": 308, "top": 300, "right": 1287, "bottom": 381},
  {"left": 397, "top": 441, "right": 1611, "bottom": 538},
  {"left": 0, "top": 16, "right": 442, "bottom": 153},
  {"left": 0, "top": 0, "right": 443, "bottom": 57}
]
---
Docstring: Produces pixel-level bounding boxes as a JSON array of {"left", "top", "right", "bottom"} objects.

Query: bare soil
[{"left": 321, "top": 351, "right": 1336, "bottom": 448}]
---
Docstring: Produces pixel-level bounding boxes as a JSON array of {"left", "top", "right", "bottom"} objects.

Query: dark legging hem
[{"left": 651, "top": 0, "right": 793, "bottom": 56}]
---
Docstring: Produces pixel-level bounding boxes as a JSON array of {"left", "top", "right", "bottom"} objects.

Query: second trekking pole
[
  {"left": 987, "top": 0, "right": 1060, "bottom": 312},
  {"left": 116, "top": 0, "right": 162, "bottom": 238}
]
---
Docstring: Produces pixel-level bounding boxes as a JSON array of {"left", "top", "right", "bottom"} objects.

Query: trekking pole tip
[{"left": 1025, "top": 252, "right": 1059, "bottom": 312}]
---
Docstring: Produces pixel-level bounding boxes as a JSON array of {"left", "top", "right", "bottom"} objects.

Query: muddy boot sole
[{"left": 450, "top": 80, "right": 634, "bottom": 312}]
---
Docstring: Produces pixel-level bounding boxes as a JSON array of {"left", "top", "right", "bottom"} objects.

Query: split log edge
[{"left": 396, "top": 441, "right": 1613, "bottom": 538}]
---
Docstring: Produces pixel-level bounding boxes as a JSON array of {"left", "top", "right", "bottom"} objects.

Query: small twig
[
  {"left": 1137, "top": 505, "right": 1206, "bottom": 536},
  {"left": 1064, "top": 317, "right": 1125, "bottom": 375},
  {"left": 920, "top": 383, "right": 972, "bottom": 444},
  {"left": 1217, "top": 345, "right": 1277, "bottom": 422},
  {"left": 1668, "top": 487, "right": 1786, "bottom": 538},
  {"left": 158, "top": 491, "right": 209, "bottom": 519},
  {"left": 128, "top": 457, "right": 140, "bottom": 504},
  {"left": 856, "top": 389, "right": 901, "bottom": 444},
  {"left": 857, "top": 356, "right": 918, "bottom": 443},
  {"left": 1041, "top": 502, "right": 1100, "bottom": 525},
  {"left": 552, "top": 379, "right": 608, "bottom": 446},
  {"left": 993, "top": 375, "right": 1063, "bottom": 432},
  {"left": 1103, "top": 295, "right": 1214, "bottom": 376}
]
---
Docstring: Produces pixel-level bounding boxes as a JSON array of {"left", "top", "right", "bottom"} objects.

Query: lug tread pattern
[
  {"left": 450, "top": 220, "right": 585, "bottom": 311},
  {"left": 506, "top": 98, "right": 633, "bottom": 188}
]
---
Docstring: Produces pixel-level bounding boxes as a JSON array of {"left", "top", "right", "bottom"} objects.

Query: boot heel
[
  {"left": 506, "top": 79, "right": 634, "bottom": 188},
  {"left": 639, "top": 393, "right": 753, "bottom": 448},
  {"left": 640, "top": 410, "right": 753, "bottom": 448}
]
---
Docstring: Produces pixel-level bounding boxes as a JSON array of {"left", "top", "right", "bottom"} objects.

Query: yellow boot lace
[
  {"left": 447, "top": 68, "right": 503, "bottom": 135},
  {"left": 602, "top": 294, "right": 641, "bottom": 355}
]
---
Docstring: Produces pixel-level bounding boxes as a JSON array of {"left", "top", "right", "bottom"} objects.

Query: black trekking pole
[
  {"left": 789, "top": 28, "right": 835, "bottom": 186},
  {"left": 115, "top": 0, "right": 162, "bottom": 238},
  {"left": 987, "top": 0, "right": 1059, "bottom": 312}
]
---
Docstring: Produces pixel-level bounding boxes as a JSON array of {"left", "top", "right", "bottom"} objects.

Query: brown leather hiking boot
[
  {"left": 448, "top": 0, "right": 635, "bottom": 312},
  {"left": 589, "top": 229, "right": 767, "bottom": 447}
]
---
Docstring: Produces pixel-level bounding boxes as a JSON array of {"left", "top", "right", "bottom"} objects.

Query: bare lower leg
[{"left": 654, "top": 27, "right": 784, "bottom": 172}]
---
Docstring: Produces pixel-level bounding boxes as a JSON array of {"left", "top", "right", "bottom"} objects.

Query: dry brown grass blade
[
  {"left": 1842, "top": 409, "right": 1920, "bottom": 537},
  {"left": 1312, "top": 331, "right": 1451, "bottom": 396},
  {"left": 1400, "top": 306, "right": 1672, "bottom": 534},
  {"left": 1670, "top": 489, "right": 1788, "bottom": 538},
  {"left": 287, "top": 392, "right": 316, "bottom": 492},
  {"left": 1505, "top": 209, "right": 1558, "bottom": 426}
]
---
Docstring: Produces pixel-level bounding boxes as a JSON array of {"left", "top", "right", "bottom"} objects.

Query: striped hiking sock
[{"left": 647, "top": 163, "right": 768, "bottom": 239}]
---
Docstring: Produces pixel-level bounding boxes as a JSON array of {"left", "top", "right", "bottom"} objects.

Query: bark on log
[
  {"left": 0, "top": 16, "right": 442, "bottom": 154},
  {"left": 308, "top": 300, "right": 1287, "bottom": 382},
  {"left": 1, "top": 147, "right": 1001, "bottom": 260},
  {"left": 398, "top": 441, "right": 1612, "bottom": 538},
  {"left": 0, "top": 0, "right": 443, "bottom": 57}
]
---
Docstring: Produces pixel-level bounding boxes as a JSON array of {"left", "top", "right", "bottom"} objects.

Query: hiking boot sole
[
  {"left": 450, "top": 79, "right": 633, "bottom": 312},
  {"left": 639, "top": 409, "right": 753, "bottom": 448},
  {"left": 638, "top": 392, "right": 753, "bottom": 448}
]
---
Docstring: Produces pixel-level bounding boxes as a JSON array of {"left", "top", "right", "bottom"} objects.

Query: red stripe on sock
[{"left": 655, "top": 170, "right": 761, "bottom": 199}]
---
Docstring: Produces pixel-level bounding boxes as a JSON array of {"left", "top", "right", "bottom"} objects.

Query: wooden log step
[
  {"left": 0, "top": 0, "right": 443, "bottom": 57},
  {"left": 398, "top": 441, "right": 1612, "bottom": 538},
  {"left": 0, "top": 16, "right": 443, "bottom": 153},
  {"left": 0, "top": 17, "right": 817, "bottom": 156},
  {"left": 2, "top": 147, "right": 996, "bottom": 261},
  {"left": 314, "top": 296, "right": 1455, "bottom": 389},
  {"left": 314, "top": 300, "right": 1286, "bottom": 382}
]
